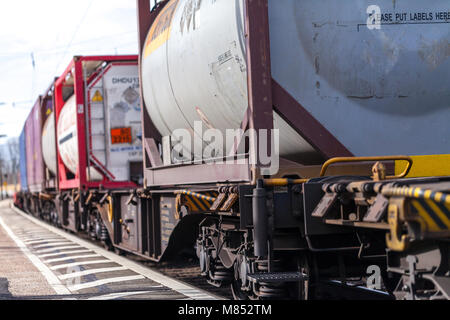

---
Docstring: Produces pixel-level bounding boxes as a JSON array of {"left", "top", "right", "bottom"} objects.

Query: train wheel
[
  {"left": 230, "top": 279, "right": 259, "bottom": 300},
  {"left": 231, "top": 280, "right": 249, "bottom": 300},
  {"left": 230, "top": 256, "right": 257, "bottom": 300},
  {"left": 114, "top": 247, "right": 126, "bottom": 256},
  {"left": 102, "top": 239, "right": 113, "bottom": 251}
]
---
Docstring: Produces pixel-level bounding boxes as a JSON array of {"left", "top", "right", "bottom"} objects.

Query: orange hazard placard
[{"left": 111, "top": 127, "right": 132, "bottom": 144}]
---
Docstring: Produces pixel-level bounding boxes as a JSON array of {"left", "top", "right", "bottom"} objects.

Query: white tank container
[
  {"left": 141, "top": 0, "right": 317, "bottom": 163},
  {"left": 41, "top": 112, "right": 57, "bottom": 175},
  {"left": 141, "top": 0, "right": 450, "bottom": 162},
  {"left": 57, "top": 64, "right": 143, "bottom": 181}
]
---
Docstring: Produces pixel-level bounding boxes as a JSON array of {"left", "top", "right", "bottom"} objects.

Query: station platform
[{"left": 0, "top": 201, "right": 217, "bottom": 300}]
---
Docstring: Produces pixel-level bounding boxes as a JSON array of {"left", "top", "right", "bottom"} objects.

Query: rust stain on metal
[
  {"left": 347, "top": 95, "right": 375, "bottom": 100},
  {"left": 418, "top": 38, "right": 450, "bottom": 70},
  {"left": 314, "top": 56, "right": 320, "bottom": 74}
]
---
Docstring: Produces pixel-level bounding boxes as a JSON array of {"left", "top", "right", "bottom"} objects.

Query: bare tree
[
  {"left": 0, "top": 138, "right": 20, "bottom": 196},
  {"left": 7, "top": 137, "right": 19, "bottom": 184},
  {"left": 0, "top": 146, "right": 6, "bottom": 198}
]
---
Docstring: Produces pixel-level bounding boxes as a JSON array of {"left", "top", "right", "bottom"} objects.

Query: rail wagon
[
  {"left": 135, "top": 0, "right": 450, "bottom": 299},
  {"left": 14, "top": 0, "right": 450, "bottom": 300}
]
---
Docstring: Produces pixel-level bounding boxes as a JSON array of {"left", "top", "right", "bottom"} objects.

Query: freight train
[{"left": 14, "top": 0, "right": 450, "bottom": 300}]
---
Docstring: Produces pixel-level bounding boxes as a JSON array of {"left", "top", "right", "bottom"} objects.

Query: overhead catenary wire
[
  {"left": 0, "top": 1, "right": 139, "bottom": 137},
  {"left": 0, "top": 31, "right": 137, "bottom": 58},
  {"left": 53, "top": 0, "right": 96, "bottom": 74}
]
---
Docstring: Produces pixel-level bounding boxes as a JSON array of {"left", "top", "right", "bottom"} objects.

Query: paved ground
[{"left": 0, "top": 201, "right": 218, "bottom": 300}]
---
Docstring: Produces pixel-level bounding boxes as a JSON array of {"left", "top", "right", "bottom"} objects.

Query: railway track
[
  {"left": 143, "top": 259, "right": 233, "bottom": 300},
  {"left": 73, "top": 235, "right": 233, "bottom": 300},
  {"left": 73, "top": 231, "right": 233, "bottom": 299}
]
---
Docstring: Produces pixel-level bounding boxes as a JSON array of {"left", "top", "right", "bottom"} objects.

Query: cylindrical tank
[
  {"left": 57, "top": 95, "right": 103, "bottom": 180},
  {"left": 141, "top": 0, "right": 450, "bottom": 162},
  {"left": 57, "top": 95, "right": 80, "bottom": 176},
  {"left": 142, "top": 0, "right": 318, "bottom": 163},
  {"left": 41, "top": 112, "right": 57, "bottom": 175}
]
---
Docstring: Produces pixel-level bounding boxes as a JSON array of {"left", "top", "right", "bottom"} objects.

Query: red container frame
[{"left": 54, "top": 55, "right": 139, "bottom": 191}]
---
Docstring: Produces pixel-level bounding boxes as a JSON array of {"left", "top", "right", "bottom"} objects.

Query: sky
[{"left": 0, "top": 0, "right": 146, "bottom": 143}]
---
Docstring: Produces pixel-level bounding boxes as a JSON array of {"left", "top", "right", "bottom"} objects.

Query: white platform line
[
  {"left": 68, "top": 275, "right": 146, "bottom": 291},
  {"left": 19, "top": 233, "right": 59, "bottom": 238},
  {"left": 18, "top": 232, "right": 56, "bottom": 238},
  {"left": 16, "top": 233, "right": 50, "bottom": 237},
  {"left": 50, "top": 259, "right": 113, "bottom": 271},
  {"left": 58, "top": 266, "right": 128, "bottom": 280},
  {"left": 38, "top": 249, "right": 93, "bottom": 259},
  {"left": 33, "top": 241, "right": 73, "bottom": 249},
  {"left": 21, "top": 237, "right": 63, "bottom": 243},
  {"left": 0, "top": 215, "right": 71, "bottom": 295},
  {"left": 86, "top": 290, "right": 155, "bottom": 300},
  {"left": 15, "top": 230, "right": 49, "bottom": 235},
  {"left": 11, "top": 205, "right": 220, "bottom": 300},
  {"left": 35, "top": 245, "right": 82, "bottom": 254},
  {"left": 45, "top": 253, "right": 102, "bottom": 263},
  {"left": 25, "top": 238, "right": 65, "bottom": 245}
]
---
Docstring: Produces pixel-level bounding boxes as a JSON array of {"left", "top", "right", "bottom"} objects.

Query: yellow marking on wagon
[
  {"left": 144, "top": 0, "right": 180, "bottom": 58},
  {"left": 92, "top": 90, "right": 103, "bottom": 102},
  {"left": 411, "top": 200, "right": 440, "bottom": 232},
  {"left": 395, "top": 154, "right": 450, "bottom": 178}
]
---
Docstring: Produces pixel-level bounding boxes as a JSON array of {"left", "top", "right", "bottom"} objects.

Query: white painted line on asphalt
[
  {"left": 45, "top": 253, "right": 102, "bottom": 263},
  {"left": 17, "top": 233, "right": 51, "bottom": 237},
  {"left": 25, "top": 238, "right": 65, "bottom": 245},
  {"left": 68, "top": 275, "right": 146, "bottom": 291},
  {"left": 0, "top": 215, "right": 71, "bottom": 295},
  {"left": 38, "top": 249, "right": 93, "bottom": 259},
  {"left": 86, "top": 290, "right": 155, "bottom": 300},
  {"left": 33, "top": 241, "right": 73, "bottom": 249},
  {"left": 11, "top": 205, "right": 221, "bottom": 300},
  {"left": 22, "top": 237, "right": 64, "bottom": 243},
  {"left": 19, "top": 233, "right": 57, "bottom": 238},
  {"left": 35, "top": 245, "right": 82, "bottom": 254},
  {"left": 58, "top": 266, "right": 128, "bottom": 280},
  {"left": 50, "top": 259, "right": 113, "bottom": 271},
  {"left": 18, "top": 232, "right": 58, "bottom": 238},
  {"left": 15, "top": 230, "right": 49, "bottom": 235}
]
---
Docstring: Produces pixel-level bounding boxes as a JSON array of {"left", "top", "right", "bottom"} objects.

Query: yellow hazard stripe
[
  {"left": 411, "top": 200, "right": 441, "bottom": 232},
  {"left": 184, "top": 197, "right": 199, "bottom": 212},
  {"left": 383, "top": 186, "right": 450, "bottom": 206},
  {"left": 384, "top": 185, "right": 450, "bottom": 232},
  {"left": 175, "top": 190, "right": 218, "bottom": 212},
  {"left": 190, "top": 195, "right": 208, "bottom": 211},
  {"left": 179, "top": 190, "right": 216, "bottom": 202},
  {"left": 181, "top": 193, "right": 215, "bottom": 212},
  {"left": 425, "top": 200, "right": 450, "bottom": 229}
]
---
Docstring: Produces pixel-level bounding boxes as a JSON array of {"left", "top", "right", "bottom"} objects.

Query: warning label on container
[
  {"left": 111, "top": 127, "right": 132, "bottom": 144},
  {"left": 92, "top": 90, "right": 103, "bottom": 102}
]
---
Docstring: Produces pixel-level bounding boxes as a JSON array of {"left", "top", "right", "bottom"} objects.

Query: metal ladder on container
[{"left": 84, "top": 64, "right": 115, "bottom": 181}]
